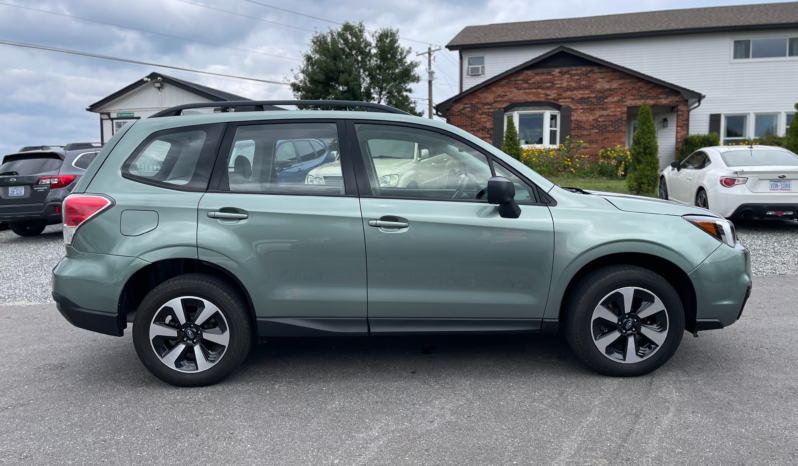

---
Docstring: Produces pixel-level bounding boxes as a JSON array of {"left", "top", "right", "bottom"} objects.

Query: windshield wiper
[
  {"left": 0, "top": 171, "right": 19, "bottom": 176},
  {"left": 561, "top": 186, "right": 590, "bottom": 195}
]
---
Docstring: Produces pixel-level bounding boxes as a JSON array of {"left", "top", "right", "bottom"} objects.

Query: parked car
[
  {"left": 659, "top": 145, "right": 798, "bottom": 219},
  {"left": 52, "top": 101, "right": 751, "bottom": 387},
  {"left": 0, "top": 142, "right": 102, "bottom": 236},
  {"left": 229, "top": 138, "right": 336, "bottom": 186}
]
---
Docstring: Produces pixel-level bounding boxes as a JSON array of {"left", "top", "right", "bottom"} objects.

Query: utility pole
[{"left": 417, "top": 45, "right": 440, "bottom": 119}]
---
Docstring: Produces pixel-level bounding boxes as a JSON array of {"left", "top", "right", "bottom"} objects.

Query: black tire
[
  {"left": 695, "top": 189, "right": 709, "bottom": 209},
  {"left": 564, "top": 265, "right": 685, "bottom": 377},
  {"left": 658, "top": 177, "right": 668, "bottom": 200},
  {"left": 9, "top": 221, "right": 46, "bottom": 237},
  {"left": 132, "top": 274, "right": 254, "bottom": 387},
  {"left": 0, "top": 222, "right": 8, "bottom": 231}
]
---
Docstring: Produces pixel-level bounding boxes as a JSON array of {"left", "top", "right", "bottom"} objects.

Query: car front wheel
[
  {"left": 132, "top": 274, "right": 254, "bottom": 387},
  {"left": 658, "top": 177, "right": 668, "bottom": 200},
  {"left": 564, "top": 265, "right": 684, "bottom": 377}
]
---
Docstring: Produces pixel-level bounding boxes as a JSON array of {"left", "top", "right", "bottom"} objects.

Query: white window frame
[
  {"left": 730, "top": 36, "right": 798, "bottom": 63},
  {"left": 466, "top": 56, "right": 485, "bottom": 77},
  {"left": 721, "top": 113, "right": 749, "bottom": 144},
  {"left": 505, "top": 110, "right": 560, "bottom": 148}
]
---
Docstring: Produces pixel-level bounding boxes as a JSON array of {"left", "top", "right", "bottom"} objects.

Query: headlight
[
  {"left": 684, "top": 215, "right": 737, "bottom": 247},
  {"left": 306, "top": 175, "right": 324, "bottom": 185},
  {"left": 379, "top": 174, "right": 399, "bottom": 187}
]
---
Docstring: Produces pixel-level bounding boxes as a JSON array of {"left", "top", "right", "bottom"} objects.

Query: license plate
[
  {"left": 769, "top": 181, "right": 791, "bottom": 191},
  {"left": 8, "top": 186, "right": 24, "bottom": 197}
]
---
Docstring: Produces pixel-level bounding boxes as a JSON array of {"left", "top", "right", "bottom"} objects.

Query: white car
[{"left": 659, "top": 145, "right": 798, "bottom": 219}]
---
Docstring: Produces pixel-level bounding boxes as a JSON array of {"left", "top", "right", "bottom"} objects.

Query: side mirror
[
  {"left": 670, "top": 161, "right": 681, "bottom": 171},
  {"left": 487, "top": 176, "right": 521, "bottom": 219}
]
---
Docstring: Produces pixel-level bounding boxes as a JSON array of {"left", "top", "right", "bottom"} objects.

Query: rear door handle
[
  {"left": 208, "top": 211, "right": 248, "bottom": 220},
  {"left": 368, "top": 220, "right": 409, "bottom": 229}
]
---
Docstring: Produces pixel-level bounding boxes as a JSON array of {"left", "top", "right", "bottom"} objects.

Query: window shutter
[
  {"left": 709, "top": 114, "right": 721, "bottom": 135},
  {"left": 493, "top": 109, "right": 504, "bottom": 148},
  {"left": 560, "top": 106, "right": 572, "bottom": 144}
]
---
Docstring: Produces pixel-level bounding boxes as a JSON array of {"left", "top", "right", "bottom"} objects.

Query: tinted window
[
  {"left": 0, "top": 156, "right": 62, "bottom": 175},
  {"left": 721, "top": 149, "right": 798, "bottom": 167},
  {"left": 224, "top": 123, "right": 342, "bottom": 195},
  {"left": 72, "top": 152, "right": 98, "bottom": 170},
  {"left": 355, "top": 124, "right": 493, "bottom": 201},
  {"left": 681, "top": 152, "right": 708, "bottom": 169},
  {"left": 123, "top": 124, "right": 223, "bottom": 191}
]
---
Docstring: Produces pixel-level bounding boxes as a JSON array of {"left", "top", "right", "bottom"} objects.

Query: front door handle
[
  {"left": 368, "top": 220, "right": 409, "bottom": 229},
  {"left": 208, "top": 211, "right": 248, "bottom": 220}
]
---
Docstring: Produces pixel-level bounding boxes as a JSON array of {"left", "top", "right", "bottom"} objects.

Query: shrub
[
  {"left": 627, "top": 103, "right": 659, "bottom": 195},
  {"left": 785, "top": 103, "right": 798, "bottom": 154},
  {"left": 518, "top": 137, "right": 588, "bottom": 177},
  {"left": 678, "top": 133, "right": 720, "bottom": 161},
  {"left": 597, "top": 146, "right": 632, "bottom": 178},
  {"left": 501, "top": 116, "right": 523, "bottom": 160}
]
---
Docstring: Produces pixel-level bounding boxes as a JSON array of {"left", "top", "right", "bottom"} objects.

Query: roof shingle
[{"left": 447, "top": 2, "right": 798, "bottom": 49}]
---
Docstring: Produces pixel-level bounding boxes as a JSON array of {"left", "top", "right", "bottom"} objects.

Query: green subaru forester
[{"left": 52, "top": 101, "right": 752, "bottom": 387}]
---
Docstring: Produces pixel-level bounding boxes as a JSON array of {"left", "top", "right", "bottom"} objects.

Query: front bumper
[
  {"left": 688, "top": 241, "right": 752, "bottom": 329},
  {"left": 0, "top": 202, "right": 62, "bottom": 223}
]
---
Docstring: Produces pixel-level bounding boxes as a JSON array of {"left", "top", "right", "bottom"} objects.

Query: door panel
[
  {"left": 198, "top": 194, "right": 367, "bottom": 318},
  {"left": 360, "top": 198, "right": 554, "bottom": 320}
]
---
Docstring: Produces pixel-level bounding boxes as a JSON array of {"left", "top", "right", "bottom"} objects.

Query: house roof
[
  {"left": 447, "top": 2, "right": 798, "bottom": 50},
  {"left": 86, "top": 72, "right": 251, "bottom": 112},
  {"left": 435, "top": 47, "right": 704, "bottom": 117}
]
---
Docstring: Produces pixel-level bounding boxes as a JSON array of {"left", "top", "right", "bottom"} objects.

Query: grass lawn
[{"left": 544, "top": 176, "right": 657, "bottom": 198}]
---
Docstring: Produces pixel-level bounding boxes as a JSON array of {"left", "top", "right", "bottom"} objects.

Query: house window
[
  {"left": 505, "top": 110, "right": 559, "bottom": 147},
  {"left": 733, "top": 37, "right": 798, "bottom": 60},
  {"left": 754, "top": 114, "right": 779, "bottom": 138},
  {"left": 788, "top": 113, "right": 795, "bottom": 128},
  {"left": 466, "top": 57, "right": 484, "bottom": 76},
  {"left": 723, "top": 115, "right": 747, "bottom": 143}
]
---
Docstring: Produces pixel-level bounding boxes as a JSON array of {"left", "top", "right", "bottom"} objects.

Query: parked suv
[
  {"left": 0, "top": 142, "right": 102, "bottom": 236},
  {"left": 52, "top": 101, "right": 751, "bottom": 387}
]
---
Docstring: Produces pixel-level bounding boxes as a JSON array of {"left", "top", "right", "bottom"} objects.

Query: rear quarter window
[{"left": 121, "top": 124, "right": 225, "bottom": 191}]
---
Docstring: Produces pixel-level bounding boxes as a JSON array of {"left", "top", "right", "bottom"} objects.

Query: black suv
[{"left": 0, "top": 142, "right": 103, "bottom": 237}]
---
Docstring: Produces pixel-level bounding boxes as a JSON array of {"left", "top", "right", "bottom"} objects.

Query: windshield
[
  {"left": 0, "top": 156, "right": 63, "bottom": 175},
  {"left": 721, "top": 149, "right": 798, "bottom": 167}
]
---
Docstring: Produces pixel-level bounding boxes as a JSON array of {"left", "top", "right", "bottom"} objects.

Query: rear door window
[
  {"left": 122, "top": 124, "right": 224, "bottom": 191},
  {"left": 0, "top": 155, "right": 63, "bottom": 175}
]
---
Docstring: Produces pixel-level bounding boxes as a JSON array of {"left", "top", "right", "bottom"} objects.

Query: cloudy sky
[{"left": 0, "top": 0, "right": 788, "bottom": 155}]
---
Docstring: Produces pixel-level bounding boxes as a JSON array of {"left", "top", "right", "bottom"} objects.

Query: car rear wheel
[
  {"left": 658, "top": 177, "right": 668, "bottom": 200},
  {"left": 132, "top": 274, "right": 254, "bottom": 387},
  {"left": 695, "top": 189, "right": 709, "bottom": 209},
  {"left": 9, "top": 221, "right": 46, "bottom": 237},
  {"left": 564, "top": 265, "right": 684, "bottom": 377}
]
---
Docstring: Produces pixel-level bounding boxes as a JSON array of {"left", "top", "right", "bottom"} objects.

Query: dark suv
[{"left": 0, "top": 142, "right": 102, "bottom": 237}]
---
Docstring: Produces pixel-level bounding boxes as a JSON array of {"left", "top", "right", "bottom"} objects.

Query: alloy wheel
[
  {"left": 658, "top": 179, "right": 668, "bottom": 200},
  {"left": 696, "top": 191, "right": 708, "bottom": 209},
  {"left": 590, "top": 287, "right": 669, "bottom": 364},
  {"left": 149, "top": 296, "right": 230, "bottom": 373}
]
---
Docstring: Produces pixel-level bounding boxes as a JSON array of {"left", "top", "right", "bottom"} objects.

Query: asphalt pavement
[{"left": 0, "top": 275, "right": 796, "bottom": 465}]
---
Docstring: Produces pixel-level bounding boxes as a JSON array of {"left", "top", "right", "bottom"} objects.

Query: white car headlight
[
  {"left": 684, "top": 215, "right": 737, "bottom": 248},
  {"left": 306, "top": 175, "right": 324, "bottom": 185},
  {"left": 379, "top": 174, "right": 399, "bottom": 187}
]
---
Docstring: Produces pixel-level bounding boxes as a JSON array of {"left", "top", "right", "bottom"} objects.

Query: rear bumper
[
  {"left": 53, "top": 292, "right": 124, "bottom": 337},
  {"left": 0, "top": 202, "right": 62, "bottom": 223},
  {"left": 729, "top": 203, "right": 798, "bottom": 220}
]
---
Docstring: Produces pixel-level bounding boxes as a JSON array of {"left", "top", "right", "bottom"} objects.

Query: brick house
[{"left": 436, "top": 2, "right": 798, "bottom": 168}]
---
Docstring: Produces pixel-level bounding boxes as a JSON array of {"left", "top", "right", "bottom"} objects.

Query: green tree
[
  {"left": 501, "top": 116, "right": 523, "bottom": 160},
  {"left": 785, "top": 103, "right": 798, "bottom": 154},
  {"left": 290, "top": 22, "right": 421, "bottom": 115},
  {"left": 627, "top": 103, "right": 659, "bottom": 195}
]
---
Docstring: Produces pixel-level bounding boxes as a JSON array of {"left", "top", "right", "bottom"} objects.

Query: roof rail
[{"left": 149, "top": 100, "right": 410, "bottom": 118}]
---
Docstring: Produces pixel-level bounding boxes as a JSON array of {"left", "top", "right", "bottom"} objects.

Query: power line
[
  {"left": 439, "top": 51, "right": 459, "bottom": 67},
  {"left": 242, "top": 0, "right": 436, "bottom": 46},
  {"left": 432, "top": 61, "right": 456, "bottom": 92},
  {"left": 0, "top": 2, "right": 299, "bottom": 62},
  {"left": 0, "top": 39, "right": 290, "bottom": 85},
  {"left": 175, "top": 0, "right": 316, "bottom": 33}
]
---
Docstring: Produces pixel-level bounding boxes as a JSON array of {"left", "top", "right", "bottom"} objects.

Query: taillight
[
  {"left": 38, "top": 175, "right": 77, "bottom": 189},
  {"left": 62, "top": 194, "right": 114, "bottom": 245},
  {"left": 719, "top": 176, "right": 747, "bottom": 188}
]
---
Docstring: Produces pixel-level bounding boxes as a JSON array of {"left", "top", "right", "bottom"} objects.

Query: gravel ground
[
  {"left": 0, "top": 275, "right": 797, "bottom": 464},
  {"left": 0, "top": 219, "right": 795, "bottom": 305}
]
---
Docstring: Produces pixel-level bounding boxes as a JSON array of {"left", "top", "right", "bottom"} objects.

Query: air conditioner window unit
[{"left": 467, "top": 65, "right": 484, "bottom": 76}]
